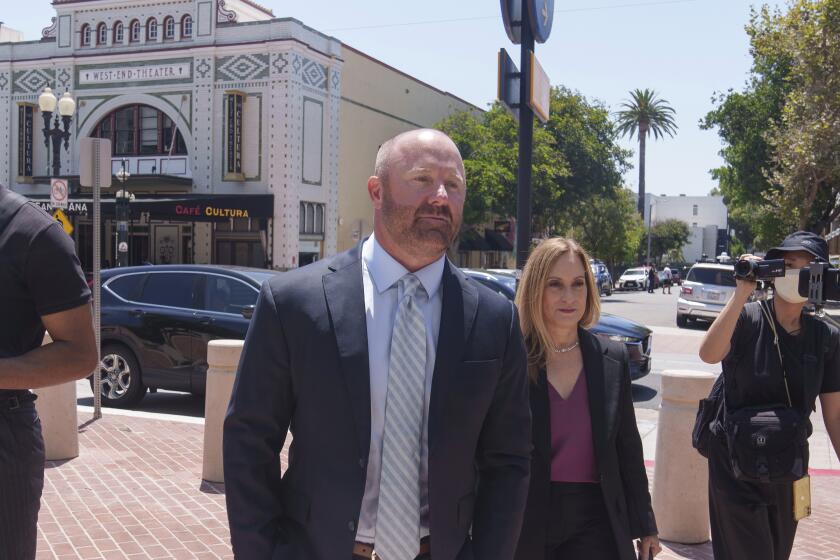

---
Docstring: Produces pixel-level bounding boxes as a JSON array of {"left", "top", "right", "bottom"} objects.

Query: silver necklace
[{"left": 552, "top": 341, "right": 579, "bottom": 353}]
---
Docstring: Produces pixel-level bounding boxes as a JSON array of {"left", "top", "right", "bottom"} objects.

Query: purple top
[{"left": 548, "top": 370, "right": 599, "bottom": 483}]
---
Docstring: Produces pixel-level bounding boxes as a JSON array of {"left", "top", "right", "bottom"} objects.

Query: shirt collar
[{"left": 362, "top": 234, "right": 445, "bottom": 298}]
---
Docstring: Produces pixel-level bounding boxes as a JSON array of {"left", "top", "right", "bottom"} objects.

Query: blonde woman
[{"left": 513, "top": 238, "right": 661, "bottom": 560}]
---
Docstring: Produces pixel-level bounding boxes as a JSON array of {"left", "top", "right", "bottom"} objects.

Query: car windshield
[
  {"left": 686, "top": 267, "right": 736, "bottom": 287},
  {"left": 624, "top": 268, "right": 645, "bottom": 276}
]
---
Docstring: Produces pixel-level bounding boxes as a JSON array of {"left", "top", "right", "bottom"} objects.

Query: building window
[
  {"left": 17, "top": 104, "right": 34, "bottom": 182},
  {"left": 163, "top": 16, "right": 175, "bottom": 40},
  {"left": 224, "top": 91, "right": 245, "bottom": 181},
  {"left": 693, "top": 204, "right": 698, "bottom": 216},
  {"left": 147, "top": 18, "right": 158, "bottom": 41},
  {"left": 129, "top": 20, "right": 140, "bottom": 42},
  {"left": 299, "top": 202, "right": 325, "bottom": 235},
  {"left": 181, "top": 15, "right": 193, "bottom": 38},
  {"left": 93, "top": 104, "right": 187, "bottom": 157},
  {"left": 96, "top": 23, "right": 107, "bottom": 45},
  {"left": 80, "top": 24, "right": 91, "bottom": 46},
  {"left": 113, "top": 21, "right": 124, "bottom": 44}
]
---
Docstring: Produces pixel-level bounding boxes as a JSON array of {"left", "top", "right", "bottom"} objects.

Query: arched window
[
  {"left": 92, "top": 104, "right": 187, "bottom": 157},
  {"left": 80, "top": 24, "right": 91, "bottom": 46},
  {"left": 147, "top": 18, "right": 158, "bottom": 41},
  {"left": 181, "top": 15, "right": 193, "bottom": 38},
  {"left": 113, "top": 21, "right": 124, "bottom": 44},
  {"left": 129, "top": 20, "right": 140, "bottom": 42},
  {"left": 163, "top": 16, "right": 175, "bottom": 40},
  {"left": 97, "top": 23, "right": 107, "bottom": 45}
]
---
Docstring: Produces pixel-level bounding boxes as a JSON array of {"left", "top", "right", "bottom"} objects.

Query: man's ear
[{"left": 368, "top": 176, "right": 383, "bottom": 209}]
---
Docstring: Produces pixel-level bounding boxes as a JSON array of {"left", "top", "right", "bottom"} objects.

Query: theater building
[{"left": 1, "top": 0, "right": 478, "bottom": 270}]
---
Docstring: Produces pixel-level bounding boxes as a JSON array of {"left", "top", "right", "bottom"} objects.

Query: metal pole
[
  {"left": 116, "top": 194, "right": 128, "bottom": 268},
  {"left": 515, "top": 0, "right": 535, "bottom": 271},
  {"left": 92, "top": 141, "right": 102, "bottom": 419},
  {"left": 646, "top": 200, "right": 653, "bottom": 265}
]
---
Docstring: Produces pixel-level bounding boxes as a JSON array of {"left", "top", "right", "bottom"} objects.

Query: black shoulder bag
[{"left": 722, "top": 301, "right": 809, "bottom": 483}]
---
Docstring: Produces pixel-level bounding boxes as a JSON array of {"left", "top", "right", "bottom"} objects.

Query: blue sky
[{"left": 7, "top": 0, "right": 785, "bottom": 196}]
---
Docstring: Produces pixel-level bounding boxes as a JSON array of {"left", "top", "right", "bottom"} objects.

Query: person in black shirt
[
  {"left": 699, "top": 231, "right": 840, "bottom": 560},
  {"left": 0, "top": 185, "right": 98, "bottom": 560}
]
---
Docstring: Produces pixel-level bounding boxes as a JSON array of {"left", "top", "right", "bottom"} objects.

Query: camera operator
[{"left": 697, "top": 231, "right": 840, "bottom": 560}]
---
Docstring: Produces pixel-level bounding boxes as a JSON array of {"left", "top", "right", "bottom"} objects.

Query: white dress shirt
[{"left": 356, "top": 234, "right": 444, "bottom": 544}]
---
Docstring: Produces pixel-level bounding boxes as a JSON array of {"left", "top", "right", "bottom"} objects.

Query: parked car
[
  {"left": 676, "top": 262, "right": 736, "bottom": 327},
  {"left": 461, "top": 269, "right": 652, "bottom": 379},
  {"left": 94, "top": 264, "right": 282, "bottom": 407},
  {"left": 670, "top": 269, "right": 682, "bottom": 285},
  {"left": 590, "top": 260, "right": 614, "bottom": 296},
  {"left": 617, "top": 267, "right": 648, "bottom": 291}
]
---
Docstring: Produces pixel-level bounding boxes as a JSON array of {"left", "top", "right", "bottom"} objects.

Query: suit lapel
[
  {"left": 322, "top": 245, "right": 371, "bottom": 461},
  {"left": 581, "top": 329, "right": 608, "bottom": 469},
  {"left": 428, "top": 261, "right": 478, "bottom": 451},
  {"left": 531, "top": 371, "right": 551, "bottom": 463}
]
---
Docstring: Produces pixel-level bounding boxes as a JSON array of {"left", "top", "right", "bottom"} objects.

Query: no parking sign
[{"left": 50, "top": 178, "right": 68, "bottom": 210}]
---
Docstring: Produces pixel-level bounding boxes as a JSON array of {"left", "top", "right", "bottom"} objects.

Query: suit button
[{"left": 348, "top": 520, "right": 356, "bottom": 532}]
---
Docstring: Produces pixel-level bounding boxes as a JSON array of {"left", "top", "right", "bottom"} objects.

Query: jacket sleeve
[
  {"left": 472, "top": 303, "right": 533, "bottom": 559},
  {"left": 223, "top": 281, "right": 295, "bottom": 558},
  {"left": 615, "top": 344, "right": 658, "bottom": 539}
]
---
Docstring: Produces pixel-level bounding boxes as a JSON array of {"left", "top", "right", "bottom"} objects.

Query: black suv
[{"left": 95, "top": 265, "right": 281, "bottom": 407}]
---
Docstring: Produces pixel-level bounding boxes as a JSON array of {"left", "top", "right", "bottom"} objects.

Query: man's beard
[{"left": 381, "top": 190, "right": 459, "bottom": 256}]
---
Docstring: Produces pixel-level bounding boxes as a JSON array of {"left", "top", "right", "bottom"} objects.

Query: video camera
[{"left": 734, "top": 258, "right": 840, "bottom": 306}]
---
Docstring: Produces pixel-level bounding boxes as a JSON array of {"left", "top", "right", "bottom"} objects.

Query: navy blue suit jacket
[{"left": 223, "top": 244, "right": 531, "bottom": 559}]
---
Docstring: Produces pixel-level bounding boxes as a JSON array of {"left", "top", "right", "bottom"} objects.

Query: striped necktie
[{"left": 375, "top": 273, "right": 427, "bottom": 559}]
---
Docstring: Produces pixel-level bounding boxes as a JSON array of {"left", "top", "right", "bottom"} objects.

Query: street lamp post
[
  {"left": 38, "top": 87, "right": 76, "bottom": 178},
  {"left": 114, "top": 160, "right": 133, "bottom": 268}
]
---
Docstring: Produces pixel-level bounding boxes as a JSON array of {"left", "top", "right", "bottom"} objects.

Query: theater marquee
[{"left": 76, "top": 59, "right": 193, "bottom": 88}]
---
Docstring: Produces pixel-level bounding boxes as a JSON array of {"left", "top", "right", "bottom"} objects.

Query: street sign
[
  {"left": 498, "top": 48, "right": 521, "bottom": 120},
  {"left": 50, "top": 178, "right": 68, "bottom": 210},
  {"left": 500, "top": 0, "right": 523, "bottom": 44},
  {"left": 52, "top": 208, "right": 73, "bottom": 236},
  {"left": 529, "top": 51, "right": 551, "bottom": 123},
  {"left": 527, "top": 0, "right": 555, "bottom": 43},
  {"left": 79, "top": 138, "right": 112, "bottom": 189}
]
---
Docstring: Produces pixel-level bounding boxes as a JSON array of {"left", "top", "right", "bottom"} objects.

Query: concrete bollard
[
  {"left": 652, "top": 369, "right": 717, "bottom": 544},
  {"left": 33, "top": 333, "right": 80, "bottom": 461},
  {"left": 202, "top": 339, "right": 244, "bottom": 483}
]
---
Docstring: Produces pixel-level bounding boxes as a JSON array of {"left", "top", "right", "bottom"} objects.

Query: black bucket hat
[{"left": 765, "top": 231, "right": 829, "bottom": 263}]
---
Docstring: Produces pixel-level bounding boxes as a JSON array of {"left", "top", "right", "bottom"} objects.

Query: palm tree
[{"left": 615, "top": 89, "right": 678, "bottom": 216}]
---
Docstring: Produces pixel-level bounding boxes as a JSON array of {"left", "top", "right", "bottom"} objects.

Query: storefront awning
[
  {"left": 484, "top": 229, "right": 514, "bottom": 251},
  {"left": 27, "top": 193, "right": 274, "bottom": 222}
]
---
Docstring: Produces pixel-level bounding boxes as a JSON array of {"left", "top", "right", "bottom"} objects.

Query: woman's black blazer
[{"left": 514, "top": 328, "right": 658, "bottom": 560}]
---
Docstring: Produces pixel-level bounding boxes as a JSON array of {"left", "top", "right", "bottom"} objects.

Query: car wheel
[
  {"left": 92, "top": 344, "right": 146, "bottom": 408},
  {"left": 605, "top": 284, "right": 613, "bottom": 296},
  {"left": 676, "top": 314, "right": 688, "bottom": 328}
]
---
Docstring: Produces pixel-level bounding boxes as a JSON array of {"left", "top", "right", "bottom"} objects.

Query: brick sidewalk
[{"left": 36, "top": 411, "right": 840, "bottom": 559}]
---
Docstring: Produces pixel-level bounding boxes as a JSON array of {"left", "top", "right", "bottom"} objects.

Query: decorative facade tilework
[
  {"left": 271, "top": 53, "right": 288, "bottom": 76},
  {"left": 301, "top": 59, "right": 327, "bottom": 90},
  {"left": 330, "top": 69, "right": 340, "bottom": 91},
  {"left": 0, "top": 73, "right": 8, "bottom": 92},
  {"left": 12, "top": 69, "right": 55, "bottom": 94},
  {"left": 196, "top": 58, "right": 212, "bottom": 79},
  {"left": 215, "top": 54, "right": 269, "bottom": 82},
  {"left": 57, "top": 68, "right": 72, "bottom": 91},
  {"left": 292, "top": 54, "right": 302, "bottom": 75}
]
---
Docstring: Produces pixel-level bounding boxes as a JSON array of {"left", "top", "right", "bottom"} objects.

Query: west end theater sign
[{"left": 77, "top": 60, "right": 192, "bottom": 86}]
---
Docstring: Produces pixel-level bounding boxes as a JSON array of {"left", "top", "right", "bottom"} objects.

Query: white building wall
[{"left": 647, "top": 195, "right": 728, "bottom": 262}]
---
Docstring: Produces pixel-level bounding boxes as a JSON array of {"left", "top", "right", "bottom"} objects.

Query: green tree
[
  {"left": 615, "top": 89, "right": 678, "bottom": 215},
  {"left": 649, "top": 219, "right": 690, "bottom": 265},
  {"left": 566, "top": 188, "right": 645, "bottom": 271},
  {"left": 436, "top": 87, "right": 631, "bottom": 237},
  {"left": 703, "top": 1, "right": 840, "bottom": 246}
]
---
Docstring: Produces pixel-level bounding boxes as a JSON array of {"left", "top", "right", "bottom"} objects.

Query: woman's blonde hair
[{"left": 514, "top": 237, "right": 601, "bottom": 381}]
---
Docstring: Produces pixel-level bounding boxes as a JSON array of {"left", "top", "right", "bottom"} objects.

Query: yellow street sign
[{"left": 52, "top": 209, "right": 74, "bottom": 236}]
